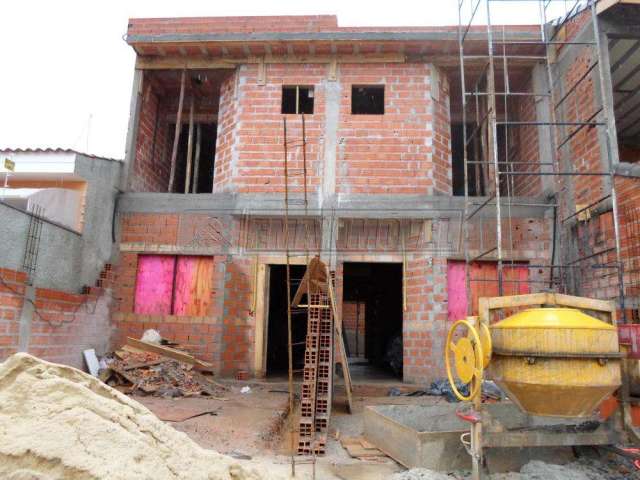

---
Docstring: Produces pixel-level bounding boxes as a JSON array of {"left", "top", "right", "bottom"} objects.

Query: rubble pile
[{"left": 101, "top": 348, "right": 227, "bottom": 398}]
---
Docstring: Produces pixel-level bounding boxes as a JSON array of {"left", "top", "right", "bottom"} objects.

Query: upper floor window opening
[
  {"left": 282, "top": 85, "right": 314, "bottom": 114},
  {"left": 352, "top": 85, "right": 385, "bottom": 115}
]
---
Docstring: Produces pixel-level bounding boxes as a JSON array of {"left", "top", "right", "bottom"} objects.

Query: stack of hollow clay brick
[{"left": 297, "top": 290, "right": 333, "bottom": 456}]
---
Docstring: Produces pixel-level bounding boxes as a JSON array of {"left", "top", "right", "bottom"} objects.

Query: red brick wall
[
  {"left": 618, "top": 176, "right": 640, "bottom": 307},
  {"left": 563, "top": 48, "right": 605, "bottom": 207},
  {"left": 132, "top": 78, "right": 172, "bottom": 192},
  {"left": 112, "top": 253, "right": 226, "bottom": 368},
  {"left": 510, "top": 80, "right": 543, "bottom": 196},
  {"left": 337, "top": 63, "right": 436, "bottom": 195},
  {"left": 113, "top": 213, "right": 256, "bottom": 375},
  {"left": 213, "top": 72, "right": 239, "bottom": 192},
  {"left": 215, "top": 63, "right": 325, "bottom": 194},
  {"left": 432, "top": 68, "right": 452, "bottom": 194},
  {"left": 0, "top": 267, "right": 113, "bottom": 369},
  {"left": 403, "top": 255, "right": 447, "bottom": 383},
  {"left": 342, "top": 301, "right": 365, "bottom": 332},
  {"left": 0, "top": 268, "right": 25, "bottom": 359},
  {"left": 212, "top": 62, "right": 446, "bottom": 196},
  {"left": 220, "top": 257, "right": 254, "bottom": 375},
  {"left": 128, "top": 15, "right": 339, "bottom": 38}
]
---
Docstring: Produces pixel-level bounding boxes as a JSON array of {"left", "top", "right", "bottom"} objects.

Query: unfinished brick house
[{"left": 2, "top": 1, "right": 640, "bottom": 386}]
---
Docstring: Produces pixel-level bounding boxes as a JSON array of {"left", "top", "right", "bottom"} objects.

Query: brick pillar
[{"left": 403, "top": 254, "right": 448, "bottom": 384}]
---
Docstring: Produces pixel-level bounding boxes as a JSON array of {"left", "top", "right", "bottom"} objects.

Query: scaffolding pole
[{"left": 457, "top": 0, "right": 627, "bottom": 320}]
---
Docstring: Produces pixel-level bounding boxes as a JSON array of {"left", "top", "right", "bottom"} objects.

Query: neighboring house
[
  {"left": 0, "top": 149, "right": 121, "bottom": 291},
  {"left": 0, "top": 149, "right": 121, "bottom": 368}
]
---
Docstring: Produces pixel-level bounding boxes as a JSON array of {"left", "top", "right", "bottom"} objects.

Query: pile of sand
[{"left": 0, "top": 353, "right": 276, "bottom": 480}]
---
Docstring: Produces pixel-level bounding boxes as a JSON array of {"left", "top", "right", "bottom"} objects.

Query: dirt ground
[
  {"left": 135, "top": 380, "right": 414, "bottom": 479},
  {"left": 134, "top": 381, "right": 640, "bottom": 480}
]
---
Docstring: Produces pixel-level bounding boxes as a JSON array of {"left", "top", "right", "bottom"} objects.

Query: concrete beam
[
  {"left": 126, "top": 30, "right": 541, "bottom": 46},
  {"left": 122, "top": 69, "right": 144, "bottom": 192},
  {"left": 116, "top": 192, "right": 553, "bottom": 219}
]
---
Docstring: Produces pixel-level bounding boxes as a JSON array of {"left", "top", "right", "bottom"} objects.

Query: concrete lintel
[
  {"left": 614, "top": 161, "right": 640, "bottom": 177},
  {"left": 18, "top": 285, "right": 35, "bottom": 352},
  {"left": 126, "top": 30, "right": 540, "bottom": 46},
  {"left": 116, "top": 192, "right": 553, "bottom": 219}
]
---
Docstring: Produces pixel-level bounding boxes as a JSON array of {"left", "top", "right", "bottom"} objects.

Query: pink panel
[
  {"left": 173, "top": 256, "right": 213, "bottom": 316},
  {"left": 134, "top": 255, "right": 175, "bottom": 315},
  {"left": 447, "top": 261, "right": 467, "bottom": 322}
]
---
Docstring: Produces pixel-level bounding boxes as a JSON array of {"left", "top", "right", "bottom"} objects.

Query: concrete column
[
  {"left": 532, "top": 62, "right": 555, "bottom": 196},
  {"left": 321, "top": 79, "right": 340, "bottom": 205},
  {"left": 18, "top": 285, "right": 35, "bottom": 352},
  {"left": 121, "top": 69, "right": 144, "bottom": 192}
]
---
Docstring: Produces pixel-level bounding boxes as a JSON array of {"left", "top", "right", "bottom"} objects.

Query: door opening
[
  {"left": 343, "top": 262, "right": 403, "bottom": 380},
  {"left": 266, "top": 264, "right": 307, "bottom": 376}
]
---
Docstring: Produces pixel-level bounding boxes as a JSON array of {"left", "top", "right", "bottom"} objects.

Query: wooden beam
[
  {"left": 184, "top": 96, "right": 195, "bottom": 194},
  {"left": 325, "top": 264, "right": 353, "bottom": 414},
  {"left": 291, "top": 256, "right": 325, "bottom": 307},
  {"left": 548, "top": 293, "right": 616, "bottom": 316},
  {"left": 137, "top": 56, "right": 238, "bottom": 70},
  {"left": 192, "top": 124, "right": 202, "bottom": 193},
  {"left": 168, "top": 69, "right": 186, "bottom": 192},
  {"left": 126, "top": 337, "right": 214, "bottom": 371}
]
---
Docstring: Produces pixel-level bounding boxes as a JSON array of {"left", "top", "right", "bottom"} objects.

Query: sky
[{"left": 0, "top": 0, "right": 571, "bottom": 160}]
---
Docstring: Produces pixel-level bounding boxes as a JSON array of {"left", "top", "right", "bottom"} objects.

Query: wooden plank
[
  {"left": 326, "top": 265, "right": 353, "bottom": 414},
  {"left": 291, "top": 256, "right": 325, "bottom": 307},
  {"left": 254, "top": 263, "right": 268, "bottom": 377},
  {"left": 134, "top": 255, "right": 176, "bottom": 315},
  {"left": 340, "top": 437, "right": 384, "bottom": 458},
  {"left": 184, "top": 96, "right": 195, "bottom": 194},
  {"left": 126, "top": 337, "right": 214, "bottom": 370},
  {"left": 168, "top": 69, "right": 186, "bottom": 192},
  {"left": 173, "top": 256, "right": 213, "bottom": 316},
  {"left": 192, "top": 124, "right": 202, "bottom": 193},
  {"left": 549, "top": 293, "right": 616, "bottom": 315}
]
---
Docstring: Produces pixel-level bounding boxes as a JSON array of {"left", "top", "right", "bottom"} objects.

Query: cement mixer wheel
[{"left": 445, "top": 319, "right": 484, "bottom": 402}]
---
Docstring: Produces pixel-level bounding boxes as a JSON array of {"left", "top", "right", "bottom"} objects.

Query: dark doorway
[
  {"left": 452, "top": 123, "right": 480, "bottom": 196},
  {"left": 266, "top": 264, "right": 307, "bottom": 376},
  {"left": 170, "top": 122, "right": 217, "bottom": 193},
  {"left": 342, "top": 262, "right": 403, "bottom": 378}
]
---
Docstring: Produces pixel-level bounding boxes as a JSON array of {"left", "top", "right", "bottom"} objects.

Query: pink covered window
[{"left": 134, "top": 255, "right": 213, "bottom": 316}]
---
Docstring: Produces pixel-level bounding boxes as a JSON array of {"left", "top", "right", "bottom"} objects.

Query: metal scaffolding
[{"left": 457, "top": 0, "right": 627, "bottom": 321}]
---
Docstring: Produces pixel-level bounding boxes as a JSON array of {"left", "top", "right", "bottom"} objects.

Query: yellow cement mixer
[
  {"left": 444, "top": 293, "right": 636, "bottom": 480},
  {"left": 446, "top": 305, "right": 622, "bottom": 417}
]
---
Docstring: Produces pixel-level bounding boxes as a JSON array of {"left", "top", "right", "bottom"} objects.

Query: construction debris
[
  {"left": 340, "top": 436, "right": 387, "bottom": 461},
  {"left": 126, "top": 337, "right": 215, "bottom": 371},
  {"left": 0, "top": 353, "right": 266, "bottom": 480},
  {"left": 101, "top": 348, "right": 227, "bottom": 398}
]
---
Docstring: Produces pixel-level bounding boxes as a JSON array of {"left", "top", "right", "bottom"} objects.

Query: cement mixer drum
[{"left": 489, "top": 308, "right": 622, "bottom": 418}]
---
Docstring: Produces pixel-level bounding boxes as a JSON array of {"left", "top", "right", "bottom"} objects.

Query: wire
[{"left": 0, "top": 272, "right": 98, "bottom": 328}]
